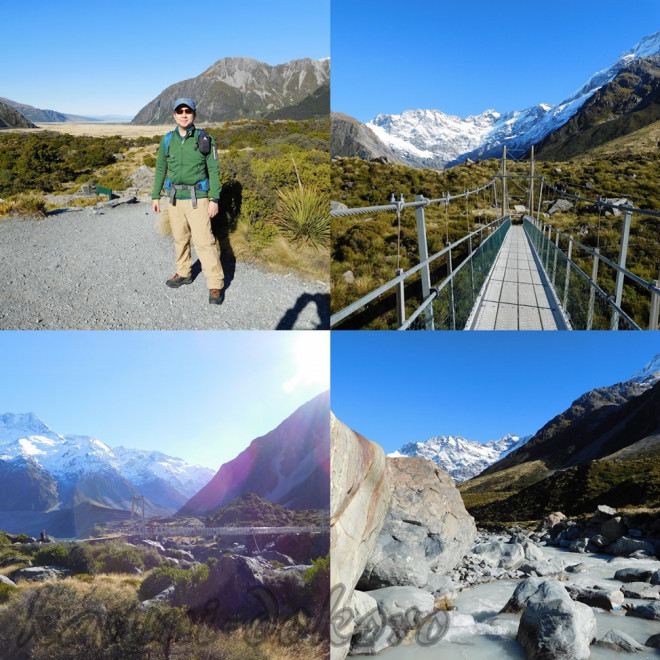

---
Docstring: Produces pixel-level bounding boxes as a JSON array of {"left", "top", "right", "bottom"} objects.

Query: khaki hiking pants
[{"left": 167, "top": 198, "right": 224, "bottom": 290}]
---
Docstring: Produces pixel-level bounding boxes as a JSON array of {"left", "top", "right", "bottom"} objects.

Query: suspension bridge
[{"left": 331, "top": 148, "right": 660, "bottom": 330}]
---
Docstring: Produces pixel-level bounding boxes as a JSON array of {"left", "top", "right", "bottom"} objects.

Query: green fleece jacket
[{"left": 152, "top": 125, "right": 221, "bottom": 200}]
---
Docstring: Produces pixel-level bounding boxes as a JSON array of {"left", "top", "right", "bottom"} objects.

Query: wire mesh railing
[
  {"left": 524, "top": 217, "right": 643, "bottom": 330},
  {"left": 405, "top": 218, "right": 511, "bottom": 330}
]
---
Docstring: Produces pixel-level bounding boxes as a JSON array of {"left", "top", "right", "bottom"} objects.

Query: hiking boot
[
  {"left": 209, "top": 288, "right": 225, "bottom": 305},
  {"left": 166, "top": 273, "right": 192, "bottom": 288}
]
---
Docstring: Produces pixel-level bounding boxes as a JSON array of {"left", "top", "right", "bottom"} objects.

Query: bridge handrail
[
  {"left": 527, "top": 215, "right": 660, "bottom": 296},
  {"left": 541, "top": 178, "right": 660, "bottom": 219},
  {"left": 523, "top": 217, "right": 641, "bottom": 330},
  {"left": 331, "top": 179, "right": 496, "bottom": 218},
  {"left": 331, "top": 214, "right": 508, "bottom": 327}
]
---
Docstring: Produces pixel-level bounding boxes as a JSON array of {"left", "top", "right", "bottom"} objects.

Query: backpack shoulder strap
[{"left": 163, "top": 130, "right": 174, "bottom": 156}]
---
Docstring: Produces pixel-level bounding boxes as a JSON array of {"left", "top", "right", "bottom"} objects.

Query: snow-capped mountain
[
  {"left": 630, "top": 353, "right": 660, "bottom": 387},
  {"left": 389, "top": 433, "right": 530, "bottom": 483},
  {"left": 367, "top": 32, "right": 660, "bottom": 167},
  {"left": 0, "top": 413, "right": 214, "bottom": 512}
]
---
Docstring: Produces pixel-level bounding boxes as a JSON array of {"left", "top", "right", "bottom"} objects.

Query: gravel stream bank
[{"left": 0, "top": 202, "right": 329, "bottom": 330}]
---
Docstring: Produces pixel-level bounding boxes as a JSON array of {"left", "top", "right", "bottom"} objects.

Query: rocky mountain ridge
[
  {"left": 179, "top": 391, "right": 330, "bottom": 515},
  {"left": 132, "top": 57, "right": 330, "bottom": 125},
  {"left": 0, "top": 97, "right": 96, "bottom": 123},
  {"left": 389, "top": 433, "right": 530, "bottom": 482},
  {"left": 363, "top": 32, "right": 660, "bottom": 167},
  {"left": 0, "top": 412, "right": 214, "bottom": 517},
  {"left": 0, "top": 101, "right": 37, "bottom": 129}
]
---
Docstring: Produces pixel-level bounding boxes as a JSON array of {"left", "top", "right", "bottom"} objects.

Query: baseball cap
[{"left": 173, "top": 98, "right": 197, "bottom": 112}]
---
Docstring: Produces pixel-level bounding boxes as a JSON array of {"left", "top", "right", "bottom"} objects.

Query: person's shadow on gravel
[
  {"left": 211, "top": 180, "right": 241, "bottom": 291},
  {"left": 276, "top": 293, "right": 330, "bottom": 330}
]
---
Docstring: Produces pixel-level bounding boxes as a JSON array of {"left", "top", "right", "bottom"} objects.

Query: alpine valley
[
  {"left": 334, "top": 32, "right": 660, "bottom": 167},
  {"left": 0, "top": 392, "right": 330, "bottom": 539}
]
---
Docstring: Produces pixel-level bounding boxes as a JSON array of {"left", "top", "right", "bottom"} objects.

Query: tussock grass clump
[
  {"left": 274, "top": 186, "right": 330, "bottom": 249},
  {"left": 0, "top": 196, "right": 48, "bottom": 219}
]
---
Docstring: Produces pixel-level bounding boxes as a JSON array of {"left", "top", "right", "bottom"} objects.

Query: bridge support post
[
  {"left": 650, "top": 271, "right": 660, "bottom": 331},
  {"left": 610, "top": 208, "right": 632, "bottom": 331},
  {"left": 552, "top": 229, "right": 560, "bottom": 286},
  {"left": 415, "top": 195, "right": 434, "bottom": 330},
  {"left": 587, "top": 248, "right": 600, "bottom": 331},
  {"left": 396, "top": 268, "right": 406, "bottom": 328},
  {"left": 563, "top": 237, "right": 573, "bottom": 312}
]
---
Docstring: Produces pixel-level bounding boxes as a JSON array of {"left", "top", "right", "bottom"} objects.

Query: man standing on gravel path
[{"left": 152, "top": 98, "right": 225, "bottom": 305}]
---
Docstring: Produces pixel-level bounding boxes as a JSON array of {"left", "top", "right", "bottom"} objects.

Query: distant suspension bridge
[{"left": 331, "top": 147, "right": 660, "bottom": 330}]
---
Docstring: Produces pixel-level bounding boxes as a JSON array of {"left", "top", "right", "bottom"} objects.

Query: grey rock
[
  {"left": 351, "top": 624, "right": 395, "bottom": 655},
  {"left": 615, "top": 567, "right": 653, "bottom": 583},
  {"left": 594, "top": 629, "right": 645, "bottom": 653},
  {"left": 565, "top": 583, "right": 624, "bottom": 611},
  {"left": 610, "top": 537, "right": 656, "bottom": 557},
  {"left": 589, "top": 534, "right": 610, "bottom": 549},
  {"left": 139, "top": 539, "right": 166, "bottom": 553},
  {"left": 360, "top": 457, "right": 475, "bottom": 590},
  {"left": 128, "top": 165, "right": 155, "bottom": 190},
  {"left": 258, "top": 550, "right": 296, "bottom": 566},
  {"left": 565, "top": 563, "right": 589, "bottom": 574},
  {"left": 548, "top": 199, "right": 573, "bottom": 215},
  {"left": 620, "top": 582, "right": 660, "bottom": 600},
  {"left": 331, "top": 201, "right": 348, "bottom": 211},
  {"left": 629, "top": 550, "right": 655, "bottom": 560},
  {"left": 600, "top": 516, "right": 627, "bottom": 542},
  {"left": 366, "top": 585, "right": 434, "bottom": 633},
  {"left": 565, "top": 525, "right": 582, "bottom": 541},
  {"left": 349, "top": 591, "right": 390, "bottom": 656},
  {"left": 138, "top": 585, "right": 175, "bottom": 609},
  {"left": 342, "top": 270, "right": 355, "bottom": 285},
  {"left": 522, "top": 541, "right": 545, "bottom": 562},
  {"left": 519, "top": 559, "right": 565, "bottom": 577},
  {"left": 628, "top": 529, "right": 643, "bottom": 538},
  {"left": 513, "top": 205, "right": 527, "bottom": 213},
  {"left": 0, "top": 575, "right": 16, "bottom": 588},
  {"left": 470, "top": 541, "right": 525, "bottom": 570},
  {"left": 98, "top": 195, "right": 138, "bottom": 208},
  {"left": 569, "top": 538, "right": 589, "bottom": 553},
  {"left": 517, "top": 583, "right": 596, "bottom": 660},
  {"left": 646, "top": 632, "right": 660, "bottom": 648},
  {"left": 12, "top": 566, "right": 72, "bottom": 582},
  {"left": 652, "top": 570, "right": 660, "bottom": 586},
  {"left": 597, "top": 504, "right": 617, "bottom": 517},
  {"left": 501, "top": 577, "right": 555, "bottom": 614},
  {"left": 625, "top": 601, "right": 660, "bottom": 620}
]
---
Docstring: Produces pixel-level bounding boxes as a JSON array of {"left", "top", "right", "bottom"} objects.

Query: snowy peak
[
  {"left": 388, "top": 433, "right": 530, "bottom": 483},
  {"left": 0, "top": 412, "right": 62, "bottom": 444},
  {"left": 630, "top": 353, "right": 660, "bottom": 387},
  {"left": 365, "top": 31, "right": 660, "bottom": 167}
]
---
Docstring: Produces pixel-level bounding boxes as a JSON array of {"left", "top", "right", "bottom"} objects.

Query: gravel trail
[{"left": 0, "top": 202, "right": 329, "bottom": 330}]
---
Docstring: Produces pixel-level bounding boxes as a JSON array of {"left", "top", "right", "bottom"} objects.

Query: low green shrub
[{"left": 0, "top": 583, "right": 18, "bottom": 604}]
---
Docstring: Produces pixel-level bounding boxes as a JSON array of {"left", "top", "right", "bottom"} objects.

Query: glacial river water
[{"left": 374, "top": 545, "right": 660, "bottom": 659}]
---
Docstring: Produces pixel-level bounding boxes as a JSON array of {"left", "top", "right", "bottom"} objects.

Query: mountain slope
[
  {"left": 331, "top": 112, "right": 400, "bottom": 162},
  {"left": 389, "top": 433, "right": 529, "bottom": 482},
  {"left": 363, "top": 31, "right": 660, "bottom": 167},
  {"left": 534, "top": 56, "right": 660, "bottom": 160},
  {"left": 0, "top": 413, "right": 214, "bottom": 515},
  {"left": 179, "top": 391, "right": 330, "bottom": 514},
  {"left": 132, "top": 57, "right": 330, "bottom": 124},
  {"left": 0, "top": 101, "right": 36, "bottom": 129},
  {"left": 462, "top": 355, "right": 660, "bottom": 520},
  {"left": 0, "top": 98, "right": 96, "bottom": 123}
]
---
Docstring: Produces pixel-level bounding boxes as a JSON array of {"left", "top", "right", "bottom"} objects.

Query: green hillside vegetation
[
  {"left": 207, "top": 492, "right": 326, "bottom": 527},
  {"left": 464, "top": 444, "right": 660, "bottom": 524},
  {"left": 0, "top": 118, "right": 330, "bottom": 279},
  {"left": 331, "top": 149, "right": 660, "bottom": 328}
]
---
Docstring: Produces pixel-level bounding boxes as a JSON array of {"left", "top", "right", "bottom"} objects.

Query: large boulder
[
  {"left": 564, "top": 583, "right": 624, "bottom": 611},
  {"left": 470, "top": 541, "right": 525, "bottom": 570},
  {"left": 359, "top": 457, "right": 476, "bottom": 591},
  {"left": 594, "top": 629, "right": 645, "bottom": 653},
  {"left": 620, "top": 582, "right": 660, "bottom": 600},
  {"left": 330, "top": 414, "right": 391, "bottom": 660},
  {"left": 610, "top": 537, "right": 656, "bottom": 557},
  {"left": 271, "top": 532, "right": 329, "bottom": 564},
  {"left": 12, "top": 566, "right": 72, "bottom": 582},
  {"left": 365, "top": 585, "right": 434, "bottom": 636},
  {"left": 625, "top": 601, "right": 660, "bottom": 621},
  {"left": 517, "top": 579, "right": 596, "bottom": 660}
]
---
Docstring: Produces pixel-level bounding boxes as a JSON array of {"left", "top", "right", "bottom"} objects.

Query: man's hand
[
  {"left": 208, "top": 201, "right": 219, "bottom": 218},
  {"left": 152, "top": 200, "right": 160, "bottom": 214}
]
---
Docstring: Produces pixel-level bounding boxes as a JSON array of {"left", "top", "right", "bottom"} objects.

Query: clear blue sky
[
  {"left": 332, "top": 0, "right": 660, "bottom": 122},
  {"left": 331, "top": 332, "right": 660, "bottom": 453},
  {"left": 1, "top": 0, "right": 329, "bottom": 117},
  {"left": 0, "top": 331, "right": 329, "bottom": 470}
]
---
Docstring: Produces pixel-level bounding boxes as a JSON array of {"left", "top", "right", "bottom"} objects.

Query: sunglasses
[{"left": 175, "top": 108, "right": 194, "bottom": 115}]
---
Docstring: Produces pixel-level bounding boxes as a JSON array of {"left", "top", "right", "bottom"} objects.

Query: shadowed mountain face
[
  {"left": 179, "top": 391, "right": 330, "bottom": 515},
  {"left": 331, "top": 113, "right": 399, "bottom": 162},
  {"left": 0, "top": 101, "right": 37, "bottom": 129},
  {"left": 132, "top": 57, "right": 329, "bottom": 125},
  {"left": 0, "top": 98, "right": 96, "bottom": 123},
  {"left": 534, "top": 56, "right": 660, "bottom": 160}
]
